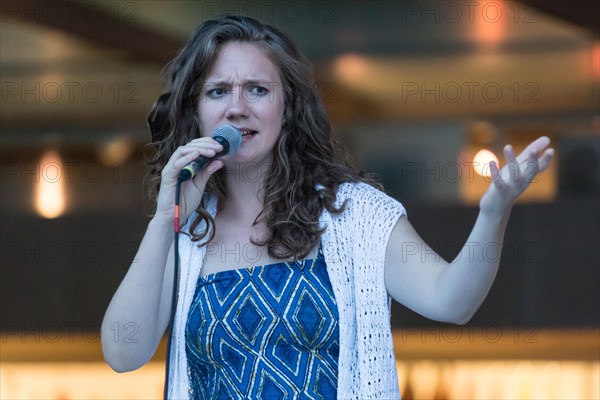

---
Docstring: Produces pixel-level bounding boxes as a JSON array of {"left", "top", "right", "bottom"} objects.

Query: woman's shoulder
[
  {"left": 336, "top": 181, "right": 407, "bottom": 217},
  {"left": 336, "top": 181, "right": 394, "bottom": 202}
]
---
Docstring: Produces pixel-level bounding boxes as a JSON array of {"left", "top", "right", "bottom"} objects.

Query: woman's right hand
[{"left": 153, "top": 137, "right": 225, "bottom": 225}]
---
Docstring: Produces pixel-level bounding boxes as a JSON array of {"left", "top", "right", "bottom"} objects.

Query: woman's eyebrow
[
  {"left": 204, "top": 80, "right": 229, "bottom": 87},
  {"left": 204, "top": 78, "right": 278, "bottom": 86}
]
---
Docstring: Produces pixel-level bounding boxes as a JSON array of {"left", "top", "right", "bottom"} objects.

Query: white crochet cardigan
[{"left": 168, "top": 182, "right": 406, "bottom": 399}]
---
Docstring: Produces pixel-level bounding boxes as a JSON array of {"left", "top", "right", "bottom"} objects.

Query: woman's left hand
[{"left": 480, "top": 136, "right": 554, "bottom": 215}]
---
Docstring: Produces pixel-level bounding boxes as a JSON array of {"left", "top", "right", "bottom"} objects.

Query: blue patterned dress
[{"left": 185, "top": 246, "right": 340, "bottom": 399}]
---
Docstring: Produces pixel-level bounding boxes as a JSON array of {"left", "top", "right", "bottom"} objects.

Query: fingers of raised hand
[
  {"left": 503, "top": 144, "right": 521, "bottom": 185},
  {"left": 516, "top": 136, "right": 551, "bottom": 163},
  {"left": 513, "top": 137, "right": 554, "bottom": 182},
  {"left": 538, "top": 148, "right": 554, "bottom": 173},
  {"left": 507, "top": 135, "right": 555, "bottom": 175},
  {"left": 489, "top": 160, "right": 508, "bottom": 192}
]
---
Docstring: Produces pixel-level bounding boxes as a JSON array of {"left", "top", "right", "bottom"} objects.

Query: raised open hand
[{"left": 480, "top": 136, "right": 554, "bottom": 215}]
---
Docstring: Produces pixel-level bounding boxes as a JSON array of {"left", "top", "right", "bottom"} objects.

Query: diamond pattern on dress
[
  {"left": 310, "top": 364, "right": 338, "bottom": 400},
  {"left": 324, "top": 338, "right": 340, "bottom": 367},
  {"left": 223, "top": 286, "right": 278, "bottom": 349},
  {"left": 212, "top": 272, "right": 243, "bottom": 306},
  {"left": 258, "top": 262, "right": 293, "bottom": 301},
  {"left": 294, "top": 288, "right": 326, "bottom": 345},
  {"left": 186, "top": 289, "right": 216, "bottom": 358},
  {"left": 255, "top": 368, "right": 292, "bottom": 400},
  {"left": 214, "top": 375, "right": 237, "bottom": 400},
  {"left": 219, "top": 339, "right": 248, "bottom": 384},
  {"left": 284, "top": 276, "right": 336, "bottom": 349},
  {"left": 234, "top": 292, "right": 266, "bottom": 345},
  {"left": 185, "top": 246, "right": 339, "bottom": 400},
  {"left": 272, "top": 333, "right": 302, "bottom": 376}
]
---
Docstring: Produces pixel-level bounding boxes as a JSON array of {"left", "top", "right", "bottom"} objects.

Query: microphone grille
[{"left": 213, "top": 125, "right": 242, "bottom": 155}]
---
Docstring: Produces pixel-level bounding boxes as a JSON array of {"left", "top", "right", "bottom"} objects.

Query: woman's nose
[{"left": 225, "top": 89, "right": 250, "bottom": 119}]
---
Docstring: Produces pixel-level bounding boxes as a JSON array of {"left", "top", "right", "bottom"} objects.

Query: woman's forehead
[{"left": 205, "top": 42, "right": 280, "bottom": 83}]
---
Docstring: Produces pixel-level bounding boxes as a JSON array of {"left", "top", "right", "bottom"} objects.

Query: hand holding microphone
[
  {"left": 153, "top": 125, "right": 242, "bottom": 223},
  {"left": 178, "top": 125, "right": 242, "bottom": 182}
]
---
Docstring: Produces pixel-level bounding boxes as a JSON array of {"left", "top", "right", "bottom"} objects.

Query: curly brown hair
[{"left": 145, "top": 15, "right": 378, "bottom": 260}]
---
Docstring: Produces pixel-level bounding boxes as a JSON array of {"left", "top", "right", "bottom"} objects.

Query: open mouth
[{"left": 240, "top": 129, "right": 257, "bottom": 137}]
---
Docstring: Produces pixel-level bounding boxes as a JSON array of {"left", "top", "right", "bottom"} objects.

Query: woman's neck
[{"left": 219, "top": 161, "right": 270, "bottom": 222}]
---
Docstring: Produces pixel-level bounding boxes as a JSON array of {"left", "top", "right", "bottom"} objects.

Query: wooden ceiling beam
[
  {"left": 1, "top": 0, "right": 184, "bottom": 63},
  {"left": 520, "top": 0, "right": 599, "bottom": 37}
]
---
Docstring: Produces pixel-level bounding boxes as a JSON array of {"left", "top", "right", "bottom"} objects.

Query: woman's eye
[
  {"left": 252, "top": 86, "right": 268, "bottom": 96},
  {"left": 207, "top": 88, "right": 226, "bottom": 98},
  {"left": 244, "top": 85, "right": 268, "bottom": 101}
]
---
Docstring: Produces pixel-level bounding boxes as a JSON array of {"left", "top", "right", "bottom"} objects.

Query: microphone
[{"left": 178, "top": 125, "right": 242, "bottom": 182}]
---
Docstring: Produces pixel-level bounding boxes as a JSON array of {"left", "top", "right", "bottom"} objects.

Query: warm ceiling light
[
  {"left": 592, "top": 41, "right": 600, "bottom": 79},
  {"left": 473, "top": 149, "right": 499, "bottom": 178},
  {"left": 97, "top": 135, "right": 135, "bottom": 165},
  {"left": 35, "top": 150, "right": 66, "bottom": 218},
  {"left": 334, "top": 53, "right": 370, "bottom": 82},
  {"left": 473, "top": 1, "right": 506, "bottom": 50}
]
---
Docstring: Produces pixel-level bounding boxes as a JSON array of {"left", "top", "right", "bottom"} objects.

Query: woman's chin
[{"left": 221, "top": 152, "right": 274, "bottom": 172}]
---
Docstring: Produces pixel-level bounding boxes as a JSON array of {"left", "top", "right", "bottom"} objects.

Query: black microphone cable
[
  {"left": 162, "top": 125, "right": 241, "bottom": 398},
  {"left": 163, "top": 177, "right": 183, "bottom": 399}
]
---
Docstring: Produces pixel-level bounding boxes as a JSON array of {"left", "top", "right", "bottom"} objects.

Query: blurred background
[{"left": 1, "top": 0, "right": 598, "bottom": 399}]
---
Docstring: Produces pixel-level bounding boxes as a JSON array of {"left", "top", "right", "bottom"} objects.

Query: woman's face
[{"left": 198, "top": 41, "right": 285, "bottom": 168}]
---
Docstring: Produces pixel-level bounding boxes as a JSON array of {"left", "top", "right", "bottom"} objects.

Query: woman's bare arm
[
  {"left": 101, "top": 137, "right": 224, "bottom": 372},
  {"left": 101, "top": 217, "right": 175, "bottom": 372},
  {"left": 385, "top": 136, "right": 554, "bottom": 324}
]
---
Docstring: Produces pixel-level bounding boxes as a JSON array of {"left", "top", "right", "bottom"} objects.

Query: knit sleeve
[
  {"left": 348, "top": 182, "right": 405, "bottom": 398},
  {"left": 349, "top": 183, "right": 407, "bottom": 261}
]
